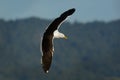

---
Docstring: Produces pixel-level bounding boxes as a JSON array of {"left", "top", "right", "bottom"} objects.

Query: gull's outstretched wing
[{"left": 46, "top": 8, "right": 75, "bottom": 33}]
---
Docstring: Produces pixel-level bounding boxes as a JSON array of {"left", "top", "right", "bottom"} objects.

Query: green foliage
[{"left": 0, "top": 17, "right": 120, "bottom": 80}]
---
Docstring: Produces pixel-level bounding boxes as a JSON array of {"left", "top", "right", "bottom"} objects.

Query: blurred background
[{"left": 0, "top": 0, "right": 120, "bottom": 80}]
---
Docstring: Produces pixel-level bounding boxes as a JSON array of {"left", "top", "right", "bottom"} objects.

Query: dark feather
[
  {"left": 42, "top": 34, "right": 53, "bottom": 73},
  {"left": 46, "top": 8, "right": 75, "bottom": 33}
]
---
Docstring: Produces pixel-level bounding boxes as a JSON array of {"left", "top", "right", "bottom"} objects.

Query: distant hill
[{"left": 0, "top": 17, "right": 120, "bottom": 80}]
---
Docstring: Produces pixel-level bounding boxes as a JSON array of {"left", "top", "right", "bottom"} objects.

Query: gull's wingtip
[
  {"left": 71, "top": 8, "right": 76, "bottom": 11},
  {"left": 60, "top": 8, "right": 76, "bottom": 18},
  {"left": 66, "top": 8, "right": 76, "bottom": 16},
  {"left": 69, "top": 8, "right": 76, "bottom": 13}
]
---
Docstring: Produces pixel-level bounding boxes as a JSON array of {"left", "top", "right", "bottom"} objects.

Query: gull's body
[{"left": 41, "top": 8, "right": 75, "bottom": 73}]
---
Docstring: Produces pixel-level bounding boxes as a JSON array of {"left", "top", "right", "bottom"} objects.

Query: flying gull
[{"left": 41, "top": 8, "right": 75, "bottom": 73}]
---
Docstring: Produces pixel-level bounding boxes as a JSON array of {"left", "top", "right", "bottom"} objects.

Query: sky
[{"left": 0, "top": 0, "right": 120, "bottom": 22}]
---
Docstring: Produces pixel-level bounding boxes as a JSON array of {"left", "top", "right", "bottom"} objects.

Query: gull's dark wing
[
  {"left": 46, "top": 8, "right": 76, "bottom": 33},
  {"left": 41, "top": 33, "right": 53, "bottom": 73}
]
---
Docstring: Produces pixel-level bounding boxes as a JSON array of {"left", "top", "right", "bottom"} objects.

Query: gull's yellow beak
[{"left": 64, "top": 36, "right": 68, "bottom": 39}]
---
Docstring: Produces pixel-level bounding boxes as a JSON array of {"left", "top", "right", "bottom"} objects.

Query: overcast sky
[{"left": 0, "top": 0, "right": 120, "bottom": 22}]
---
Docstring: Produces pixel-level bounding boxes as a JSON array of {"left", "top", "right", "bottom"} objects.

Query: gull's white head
[{"left": 53, "top": 30, "right": 67, "bottom": 39}]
